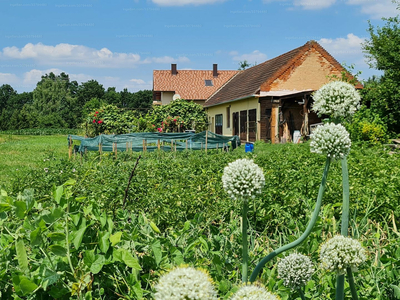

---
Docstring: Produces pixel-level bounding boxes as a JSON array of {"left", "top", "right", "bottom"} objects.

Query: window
[
  {"left": 205, "top": 80, "right": 213, "bottom": 86},
  {"left": 226, "top": 106, "right": 230, "bottom": 128},
  {"left": 215, "top": 114, "right": 223, "bottom": 135}
]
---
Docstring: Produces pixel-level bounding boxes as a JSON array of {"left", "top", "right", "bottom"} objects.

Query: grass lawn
[{"left": 0, "top": 134, "right": 68, "bottom": 188}]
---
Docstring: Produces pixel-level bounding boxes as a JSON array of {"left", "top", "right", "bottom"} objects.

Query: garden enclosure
[{"left": 68, "top": 131, "right": 241, "bottom": 154}]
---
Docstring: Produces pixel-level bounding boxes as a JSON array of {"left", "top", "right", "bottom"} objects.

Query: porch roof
[{"left": 258, "top": 89, "right": 313, "bottom": 98}]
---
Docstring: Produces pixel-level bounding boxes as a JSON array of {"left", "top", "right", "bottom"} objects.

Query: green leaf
[
  {"left": 15, "top": 239, "right": 29, "bottom": 273},
  {"left": 107, "top": 215, "right": 114, "bottom": 233},
  {"left": 14, "top": 201, "right": 27, "bottom": 219},
  {"left": 392, "top": 285, "right": 400, "bottom": 298},
  {"left": 132, "top": 281, "right": 143, "bottom": 299},
  {"left": 0, "top": 203, "right": 12, "bottom": 213},
  {"left": 85, "top": 291, "right": 93, "bottom": 300},
  {"left": 30, "top": 228, "right": 42, "bottom": 247},
  {"left": 109, "top": 231, "right": 122, "bottom": 246},
  {"left": 99, "top": 212, "right": 107, "bottom": 228},
  {"left": 150, "top": 222, "right": 161, "bottom": 234},
  {"left": 53, "top": 185, "right": 63, "bottom": 204},
  {"left": 90, "top": 255, "right": 105, "bottom": 274},
  {"left": 71, "top": 213, "right": 80, "bottom": 226},
  {"left": 22, "top": 188, "right": 35, "bottom": 212},
  {"left": 47, "top": 232, "right": 66, "bottom": 242},
  {"left": 84, "top": 249, "right": 96, "bottom": 267},
  {"left": 151, "top": 240, "right": 162, "bottom": 266},
  {"left": 41, "top": 268, "right": 60, "bottom": 290},
  {"left": 121, "top": 249, "right": 142, "bottom": 270},
  {"left": 73, "top": 226, "right": 87, "bottom": 249},
  {"left": 49, "top": 245, "right": 67, "bottom": 256},
  {"left": 63, "top": 179, "right": 76, "bottom": 186},
  {"left": 13, "top": 276, "right": 38, "bottom": 296},
  {"left": 99, "top": 231, "right": 110, "bottom": 254}
]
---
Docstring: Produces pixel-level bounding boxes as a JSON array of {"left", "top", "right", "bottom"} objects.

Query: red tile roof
[
  {"left": 153, "top": 70, "right": 239, "bottom": 101},
  {"left": 204, "top": 41, "right": 360, "bottom": 107}
]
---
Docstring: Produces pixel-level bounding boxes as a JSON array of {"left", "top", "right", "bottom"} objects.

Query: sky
[{"left": 0, "top": 0, "right": 398, "bottom": 93}]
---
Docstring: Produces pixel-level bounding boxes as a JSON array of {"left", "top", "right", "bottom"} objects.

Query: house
[
  {"left": 204, "top": 41, "right": 362, "bottom": 143},
  {"left": 153, "top": 64, "right": 238, "bottom": 106}
]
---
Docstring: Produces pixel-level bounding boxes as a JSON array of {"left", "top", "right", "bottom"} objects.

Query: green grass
[{"left": 0, "top": 134, "right": 68, "bottom": 188}]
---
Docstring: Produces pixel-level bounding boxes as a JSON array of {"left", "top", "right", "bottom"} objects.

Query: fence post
[
  {"left": 68, "top": 136, "right": 72, "bottom": 159},
  {"left": 114, "top": 142, "right": 118, "bottom": 158},
  {"left": 205, "top": 130, "right": 208, "bottom": 152}
]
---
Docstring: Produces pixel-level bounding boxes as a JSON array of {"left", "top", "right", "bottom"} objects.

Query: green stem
[
  {"left": 347, "top": 267, "right": 359, "bottom": 300},
  {"left": 336, "top": 275, "right": 345, "bottom": 300},
  {"left": 242, "top": 200, "right": 249, "bottom": 283},
  {"left": 65, "top": 200, "right": 75, "bottom": 276},
  {"left": 341, "top": 157, "right": 350, "bottom": 236},
  {"left": 249, "top": 157, "right": 331, "bottom": 282},
  {"left": 336, "top": 157, "right": 350, "bottom": 300},
  {"left": 299, "top": 288, "right": 306, "bottom": 300}
]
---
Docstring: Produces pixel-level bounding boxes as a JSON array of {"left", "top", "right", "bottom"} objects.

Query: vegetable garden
[{"left": 0, "top": 83, "right": 400, "bottom": 299}]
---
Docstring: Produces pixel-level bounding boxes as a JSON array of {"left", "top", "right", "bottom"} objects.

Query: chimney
[
  {"left": 171, "top": 64, "right": 177, "bottom": 75},
  {"left": 213, "top": 64, "right": 218, "bottom": 77}
]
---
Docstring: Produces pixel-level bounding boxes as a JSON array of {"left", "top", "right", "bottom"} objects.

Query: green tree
[
  {"left": 238, "top": 60, "right": 251, "bottom": 70},
  {"left": 76, "top": 80, "right": 105, "bottom": 106},
  {"left": 151, "top": 98, "right": 208, "bottom": 132},
  {"left": 31, "top": 72, "right": 79, "bottom": 128},
  {"left": 104, "top": 87, "right": 121, "bottom": 106},
  {"left": 363, "top": 3, "right": 400, "bottom": 133}
]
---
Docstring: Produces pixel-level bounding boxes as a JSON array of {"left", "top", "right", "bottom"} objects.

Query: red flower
[
  {"left": 93, "top": 119, "right": 96, "bottom": 123},
  {"left": 98, "top": 120, "right": 103, "bottom": 124},
  {"left": 152, "top": 124, "right": 155, "bottom": 127},
  {"left": 173, "top": 119, "right": 177, "bottom": 122},
  {"left": 95, "top": 111, "right": 99, "bottom": 114}
]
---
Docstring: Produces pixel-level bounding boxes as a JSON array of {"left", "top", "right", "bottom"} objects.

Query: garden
[{"left": 0, "top": 84, "right": 399, "bottom": 300}]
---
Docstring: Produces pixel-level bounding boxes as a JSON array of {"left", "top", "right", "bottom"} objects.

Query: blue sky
[{"left": 0, "top": 0, "right": 397, "bottom": 92}]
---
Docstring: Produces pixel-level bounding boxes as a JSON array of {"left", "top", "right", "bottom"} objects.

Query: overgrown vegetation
[{"left": 0, "top": 136, "right": 399, "bottom": 299}]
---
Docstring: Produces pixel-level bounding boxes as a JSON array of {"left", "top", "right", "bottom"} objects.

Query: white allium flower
[
  {"left": 310, "top": 123, "right": 351, "bottom": 159},
  {"left": 154, "top": 267, "right": 217, "bottom": 300},
  {"left": 230, "top": 284, "right": 280, "bottom": 300},
  {"left": 320, "top": 235, "right": 366, "bottom": 275},
  {"left": 222, "top": 159, "right": 265, "bottom": 200},
  {"left": 277, "top": 253, "right": 314, "bottom": 289},
  {"left": 312, "top": 81, "right": 361, "bottom": 119}
]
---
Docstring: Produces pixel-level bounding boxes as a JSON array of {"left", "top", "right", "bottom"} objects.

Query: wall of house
[
  {"left": 206, "top": 97, "right": 259, "bottom": 141},
  {"left": 161, "top": 92, "right": 174, "bottom": 105},
  {"left": 264, "top": 49, "right": 342, "bottom": 91}
]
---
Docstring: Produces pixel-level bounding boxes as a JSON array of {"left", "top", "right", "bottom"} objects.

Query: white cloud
[
  {"left": 231, "top": 50, "right": 267, "bottom": 63},
  {"left": 23, "top": 68, "right": 63, "bottom": 85},
  {"left": 346, "top": 0, "right": 398, "bottom": 19},
  {"left": 0, "top": 73, "right": 19, "bottom": 85},
  {"left": 294, "top": 0, "right": 336, "bottom": 10},
  {"left": 0, "top": 43, "right": 190, "bottom": 68},
  {"left": 151, "top": 0, "right": 226, "bottom": 6},
  {"left": 129, "top": 79, "right": 146, "bottom": 85},
  {"left": 319, "top": 33, "right": 365, "bottom": 58},
  {"left": 142, "top": 56, "right": 190, "bottom": 64}
]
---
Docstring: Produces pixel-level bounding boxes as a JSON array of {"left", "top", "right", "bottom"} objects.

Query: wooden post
[
  {"left": 157, "top": 139, "right": 160, "bottom": 150},
  {"left": 126, "top": 142, "right": 129, "bottom": 152},
  {"left": 216, "top": 143, "right": 219, "bottom": 150},
  {"left": 201, "top": 142, "right": 203, "bottom": 150},
  {"left": 143, "top": 139, "right": 146, "bottom": 152},
  {"left": 68, "top": 136, "right": 72, "bottom": 159},
  {"left": 145, "top": 140, "right": 147, "bottom": 152},
  {"left": 114, "top": 142, "right": 118, "bottom": 158},
  {"left": 205, "top": 130, "right": 208, "bottom": 152},
  {"left": 99, "top": 143, "right": 102, "bottom": 155},
  {"left": 174, "top": 140, "right": 177, "bottom": 152},
  {"left": 186, "top": 140, "right": 188, "bottom": 150}
]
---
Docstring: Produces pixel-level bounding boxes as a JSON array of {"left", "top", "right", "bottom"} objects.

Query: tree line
[{"left": 0, "top": 72, "right": 152, "bottom": 131}]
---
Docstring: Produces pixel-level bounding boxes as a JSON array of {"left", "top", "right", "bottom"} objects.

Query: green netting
[{"left": 68, "top": 131, "right": 241, "bottom": 153}]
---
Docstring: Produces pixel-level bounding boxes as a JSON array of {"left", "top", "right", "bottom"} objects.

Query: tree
[
  {"left": 31, "top": 72, "right": 79, "bottom": 128},
  {"left": 363, "top": 3, "right": 400, "bottom": 133},
  {"left": 76, "top": 80, "right": 105, "bottom": 106},
  {"left": 238, "top": 60, "right": 251, "bottom": 70},
  {"left": 104, "top": 87, "right": 121, "bottom": 106}
]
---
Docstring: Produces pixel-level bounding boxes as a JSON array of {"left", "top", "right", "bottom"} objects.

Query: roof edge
[{"left": 204, "top": 94, "right": 256, "bottom": 108}]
